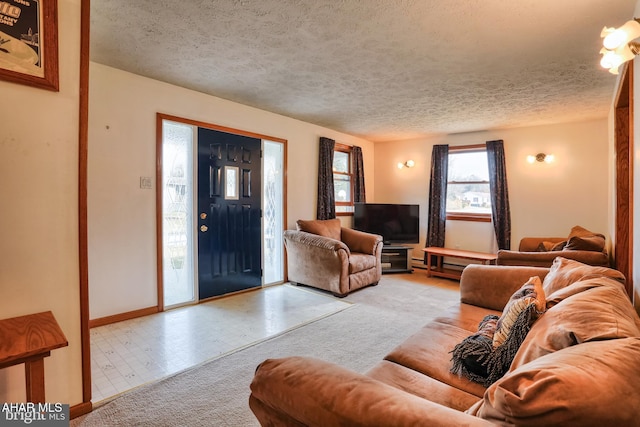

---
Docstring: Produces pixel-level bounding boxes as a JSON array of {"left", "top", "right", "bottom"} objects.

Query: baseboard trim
[
  {"left": 89, "top": 306, "right": 159, "bottom": 328},
  {"left": 70, "top": 401, "right": 92, "bottom": 419}
]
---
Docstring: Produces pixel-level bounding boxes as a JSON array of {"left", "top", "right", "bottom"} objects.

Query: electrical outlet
[{"left": 140, "top": 176, "right": 152, "bottom": 189}]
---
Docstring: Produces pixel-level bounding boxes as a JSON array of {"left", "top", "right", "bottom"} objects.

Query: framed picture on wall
[{"left": 0, "top": 0, "right": 59, "bottom": 91}]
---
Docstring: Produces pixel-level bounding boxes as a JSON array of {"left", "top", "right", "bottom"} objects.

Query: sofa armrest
[
  {"left": 460, "top": 265, "right": 550, "bottom": 311},
  {"left": 496, "top": 250, "right": 609, "bottom": 268},
  {"left": 341, "top": 227, "right": 383, "bottom": 255},
  {"left": 250, "top": 356, "right": 494, "bottom": 427}
]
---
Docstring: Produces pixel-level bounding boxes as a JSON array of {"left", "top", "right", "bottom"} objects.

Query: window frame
[
  {"left": 446, "top": 144, "right": 492, "bottom": 222},
  {"left": 333, "top": 143, "right": 354, "bottom": 216}
]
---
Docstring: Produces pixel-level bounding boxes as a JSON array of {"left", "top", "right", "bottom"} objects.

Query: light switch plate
[{"left": 140, "top": 176, "right": 152, "bottom": 189}]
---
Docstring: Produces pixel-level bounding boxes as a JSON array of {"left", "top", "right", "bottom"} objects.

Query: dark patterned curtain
[
  {"left": 486, "top": 140, "right": 511, "bottom": 250},
  {"left": 425, "top": 144, "right": 448, "bottom": 262},
  {"left": 352, "top": 146, "right": 366, "bottom": 203},
  {"left": 317, "top": 137, "right": 336, "bottom": 220}
]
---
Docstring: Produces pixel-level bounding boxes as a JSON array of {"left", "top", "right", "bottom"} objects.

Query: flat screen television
[{"left": 353, "top": 203, "right": 420, "bottom": 245}]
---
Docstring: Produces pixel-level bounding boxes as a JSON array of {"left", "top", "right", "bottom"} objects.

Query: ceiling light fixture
[
  {"left": 397, "top": 160, "right": 415, "bottom": 169},
  {"left": 527, "top": 153, "right": 554, "bottom": 164},
  {"left": 600, "top": 18, "right": 640, "bottom": 74}
]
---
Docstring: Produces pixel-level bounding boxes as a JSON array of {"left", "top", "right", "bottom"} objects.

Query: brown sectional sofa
[
  {"left": 249, "top": 258, "right": 640, "bottom": 426},
  {"left": 496, "top": 226, "right": 610, "bottom": 268}
]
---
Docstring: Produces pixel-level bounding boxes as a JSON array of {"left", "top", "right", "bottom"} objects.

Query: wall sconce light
[
  {"left": 600, "top": 18, "right": 640, "bottom": 74},
  {"left": 527, "top": 153, "right": 554, "bottom": 164},
  {"left": 397, "top": 160, "right": 415, "bottom": 169}
]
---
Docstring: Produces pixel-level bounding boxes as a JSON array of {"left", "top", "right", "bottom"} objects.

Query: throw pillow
[
  {"left": 296, "top": 219, "right": 341, "bottom": 241},
  {"left": 567, "top": 225, "right": 600, "bottom": 239},
  {"left": 536, "top": 241, "right": 555, "bottom": 252},
  {"left": 562, "top": 225, "right": 605, "bottom": 252},
  {"left": 536, "top": 241, "right": 567, "bottom": 252},
  {"left": 468, "top": 338, "right": 640, "bottom": 426},
  {"left": 542, "top": 257, "right": 626, "bottom": 296},
  {"left": 510, "top": 276, "right": 640, "bottom": 368},
  {"left": 493, "top": 276, "right": 546, "bottom": 348},
  {"left": 450, "top": 276, "right": 546, "bottom": 387},
  {"left": 563, "top": 234, "right": 605, "bottom": 252}
]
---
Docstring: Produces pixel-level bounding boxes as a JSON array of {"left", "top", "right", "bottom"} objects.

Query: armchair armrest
[
  {"left": 284, "top": 229, "right": 349, "bottom": 253},
  {"left": 460, "top": 265, "right": 549, "bottom": 311},
  {"left": 341, "top": 227, "right": 383, "bottom": 254},
  {"left": 250, "top": 356, "right": 494, "bottom": 427},
  {"left": 283, "top": 230, "right": 351, "bottom": 295}
]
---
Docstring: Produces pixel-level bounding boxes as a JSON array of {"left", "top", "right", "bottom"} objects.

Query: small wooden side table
[
  {"left": 423, "top": 247, "right": 497, "bottom": 280},
  {"left": 0, "top": 311, "right": 68, "bottom": 403}
]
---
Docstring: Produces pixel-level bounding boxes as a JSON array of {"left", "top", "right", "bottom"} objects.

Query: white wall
[
  {"left": 88, "top": 62, "right": 375, "bottom": 319},
  {"left": 373, "top": 119, "right": 610, "bottom": 260},
  {"left": 0, "top": 0, "right": 83, "bottom": 405}
]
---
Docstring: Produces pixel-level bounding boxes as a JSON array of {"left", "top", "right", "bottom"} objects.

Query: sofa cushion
[
  {"left": 296, "top": 218, "right": 341, "bottom": 241},
  {"left": 367, "top": 360, "right": 481, "bottom": 412},
  {"left": 541, "top": 257, "right": 625, "bottom": 296},
  {"left": 468, "top": 337, "right": 640, "bottom": 426},
  {"left": 384, "top": 322, "right": 488, "bottom": 397},
  {"left": 510, "top": 277, "right": 640, "bottom": 368}
]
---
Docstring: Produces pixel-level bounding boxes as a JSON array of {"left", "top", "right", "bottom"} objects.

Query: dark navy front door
[{"left": 197, "top": 127, "right": 262, "bottom": 299}]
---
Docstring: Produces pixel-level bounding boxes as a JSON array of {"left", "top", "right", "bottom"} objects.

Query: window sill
[{"left": 446, "top": 213, "right": 492, "bottom": 222}]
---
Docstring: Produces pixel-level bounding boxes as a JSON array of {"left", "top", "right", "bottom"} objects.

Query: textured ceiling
[{"left": 90, "top": 0, "right": 636, "bottom": 142}]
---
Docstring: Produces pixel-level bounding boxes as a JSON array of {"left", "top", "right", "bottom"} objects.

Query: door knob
[
  {"left": 200, "top": 213, "right": 207, "bottom": 220},
  {"left": 200, "top": 225, "right": 208, "bottom": 232}
]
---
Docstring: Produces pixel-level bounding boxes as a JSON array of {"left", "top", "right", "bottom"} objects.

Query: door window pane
[
  {"left": 263, "top": 141, "right": 284, "bottom": 285},
  {"left": 162, "top": 120, "right": 196, "bottom": 307}
]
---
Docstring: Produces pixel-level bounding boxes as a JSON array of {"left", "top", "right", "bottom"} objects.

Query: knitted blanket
[{"left": 450, "top": 276, "right": 545, "bottom": 387}]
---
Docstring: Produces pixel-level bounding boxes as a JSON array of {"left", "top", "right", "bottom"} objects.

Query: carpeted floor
[{"left": 72, "top": 273, "right": 459, "bottom": 426}]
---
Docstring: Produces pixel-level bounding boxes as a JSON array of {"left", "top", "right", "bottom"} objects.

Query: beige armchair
[
  {"left": 284, "top": 219, "right": 383, "bottom": 297},
  {"left": 496, "top": 226, "right": 610, "bottom": 267}
]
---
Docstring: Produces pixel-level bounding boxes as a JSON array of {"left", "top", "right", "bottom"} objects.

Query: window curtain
[
  {"left": 425, "top": 144, "right": 449, "bottom": 262},
  {"left": 352, "top": 146, "right": 366, "bottom": 203},
  {"left": 486, "top": 139, "right": 511, "bottom": 250},
  {"left": 317, "top": 137, "right": 336, "bottom": 220}
]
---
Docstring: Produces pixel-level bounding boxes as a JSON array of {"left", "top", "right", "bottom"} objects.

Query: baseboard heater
[{"left": 411, "top": 257, "right": 467, "bottom": 271}]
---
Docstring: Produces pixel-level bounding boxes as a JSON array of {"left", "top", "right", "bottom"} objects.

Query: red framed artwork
[{"left": 0, "top": 0, "right": 59, "bottom": 91}]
